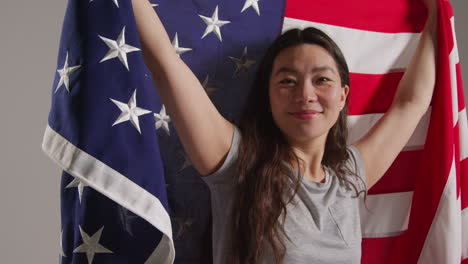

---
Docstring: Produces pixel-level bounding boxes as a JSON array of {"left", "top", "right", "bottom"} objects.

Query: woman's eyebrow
[
  {"left": 273, "top": 67, "right": 298, "bottom": 76},
  {"left": 312, "top": 66, "right": 336, "bottom": 74},
  {"left": 273, "top": 66, "right": 335, "bottom": 76}
]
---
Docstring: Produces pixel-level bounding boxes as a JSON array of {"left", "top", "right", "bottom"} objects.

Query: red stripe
[
  {"left": 368, "top": 150, "right": 422, "bottom": 195},
  {"left": 461, "top": 157, "right": 468, "bottom": 210},
  {"left": 456, "top": 123, "right": 461, "bottom": 199},
  {"left": 445, "top": 0, "right": 454, "bottom": 22},
  {"left": 284, "top": 0, "right": 427, "bottom": 33},
  {"left": 463, "top": 258, "right": 468, "bottom": 264},
  {"left": 348, "top": 72, "right": 402, "bottom": 115},
  {"left": 390, "top": 1, "right": 456, "bottom": 262},
  {"left": 456, "top": 63, "right": 465, "bottom": 112},
  {"left": 361, "top": 236, "right": 400, "bottom": 264}
]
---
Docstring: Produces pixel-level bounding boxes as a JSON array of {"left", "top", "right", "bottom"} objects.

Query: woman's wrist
[{"left": 423, "top": 0, "right": 437, "bottom": 16}]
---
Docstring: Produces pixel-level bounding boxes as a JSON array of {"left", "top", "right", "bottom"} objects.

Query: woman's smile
[{"left": 289, "top": 110, "right": 323, "bottom": 120}]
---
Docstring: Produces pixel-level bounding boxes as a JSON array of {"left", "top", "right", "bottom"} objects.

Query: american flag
[
  {"left": 42, "top": 0, "right": 174, "bottom": 263},
  {"left": 42, "top": 0, "right": 467, "bottom": 263}
]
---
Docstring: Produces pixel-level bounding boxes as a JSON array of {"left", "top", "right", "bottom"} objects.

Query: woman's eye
[
  {"left": 317, "top": 77, "right": 331, "bottom": 82},
  {"left": 279, "top": 78, "right": 295, "bottom": 85},
  {"left": 316, "top": 77, "right": 334, "bottom": 86}
]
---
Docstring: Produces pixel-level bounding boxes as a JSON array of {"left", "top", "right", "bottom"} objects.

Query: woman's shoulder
[
  {"left": 200, "top": 125, "right": 242, "bottom": 187},
  {"left": 346, "top": 145, "right": 363, "bottom": 171},
  {"left": 341, "top": 145, "right": 368, "bottom": 195}
]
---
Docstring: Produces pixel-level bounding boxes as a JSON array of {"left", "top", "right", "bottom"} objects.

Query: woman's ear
[{"left": 340, "top": 85, "right": 350, "bottom": 110}]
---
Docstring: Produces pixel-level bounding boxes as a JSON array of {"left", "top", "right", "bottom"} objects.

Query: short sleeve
[
  {"left": 346, "top": 145, "right": 368, "bottom": 195},
  {"left": 201, "top": 126, "right": 241, "bottom": 187}
]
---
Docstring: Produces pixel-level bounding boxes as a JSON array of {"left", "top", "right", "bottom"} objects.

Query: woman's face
[{"left": 268, "top": 43, "right": 349, "bottom": 145}]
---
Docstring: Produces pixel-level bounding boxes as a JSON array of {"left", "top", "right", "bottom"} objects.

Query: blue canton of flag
[{"left": 43, "top": 0, "right": 285, "bottom": 263}]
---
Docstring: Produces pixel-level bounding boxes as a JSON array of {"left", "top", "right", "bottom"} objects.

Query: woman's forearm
[
  {"left": 392, "top": 10, "right": 437, "bottom": 112},
  {"left": 130, "top": 0, "right": 235, "bottom": 176},
  {"left": 131, "top": 0, "right": 177, "bottom": 74}
]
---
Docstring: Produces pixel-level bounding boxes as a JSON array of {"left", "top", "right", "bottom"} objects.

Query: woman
[{"left": 131, "top": 0, "right": 437, "bottom": 263}]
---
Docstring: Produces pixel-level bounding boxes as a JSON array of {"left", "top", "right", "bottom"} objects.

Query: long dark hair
[{"left": 229, "top": 27, "right": 365, "bottom": 264}]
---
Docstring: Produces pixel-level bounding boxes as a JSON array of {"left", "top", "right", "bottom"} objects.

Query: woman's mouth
[{"left": 289, "top": 111, "right": 322, "bottom": 120}]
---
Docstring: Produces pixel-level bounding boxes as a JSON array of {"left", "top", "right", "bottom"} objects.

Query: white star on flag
[
  {"left": 241, "top": 0, "right": 260, "bottom": 16},
  {"left": 89, "top": 0, "right": 119, "bottom": 8},
  {"left": 98, "top": 27, "right": 140, "bottom": 71},
  {"left": 178, "top": 151, "right": 192, "bottom": 172},
  {"left": 154, "top": 105, "right": 171, "bottom": 135},
  {"left": 118, "top": 207, "right": 138, "bottom": 237},
  {"left": 65, "top": 177, "right": 89, "bottom": 203},
  {"left": 174, "top": 217, "right": 195, "bottom": 239},
  {"left": 56, "top": 52, "right": 81, "bottom": 93},
  {"left": 172, "top": 33, "right": 192, "bottom": 57},
  {"left": 73, "top": 226, "right": 113, "bottom": 264},
  {"left": 228, "top": 46, "right": 256, "bottom": 78},
  {"left": 110, "top": 89, "right": 152, "bottom": 134},
  {"left": 202, "top": 74, "right": 218, "bottom": 95},
  {"left": 198, "top": 5, "right": 230, "bottom": 41},
  {"left": 60, "top": 230, "right": 67, "bottom": 258}
]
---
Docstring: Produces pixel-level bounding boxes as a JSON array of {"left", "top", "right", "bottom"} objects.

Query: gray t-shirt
[{"left": 202, "top": 126, "right": 367, "bottom": 264}]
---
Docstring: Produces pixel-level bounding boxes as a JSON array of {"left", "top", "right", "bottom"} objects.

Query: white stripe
[
  {"left": 360, "top": 191, "right": 413, "bottom": 238},
  {"left": 460, "top": 110, "right": 468, "bottom": 259},
  {"left": 42, "top": 125, "right": 175, "bottom": 264},
  {"left": 144, "top": 235, "right": 174, "bottom": 264},
  {"left": 463, "top": 207, "right": 468, "bottom": 260},
  {"left": 460, "top": 109, "right": 468, "bottom": 161},
  {"left": 417, "top": 157, "right": 461, "bottom": 264},
  {"left": 347, "top": 107, "right": 431, "bottom": 151},
  {"left": 449, "top": 16, "right": 460, "bottom": 125},
  {"left": 450, "top": 17, "right": 460, "bottom": 65},
  {"left": 282, "top": 17, "right": 421, "bottom": 74}
]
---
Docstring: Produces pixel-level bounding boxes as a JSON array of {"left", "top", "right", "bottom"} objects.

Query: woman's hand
[{"left": 422, "top": 0, "right": 437, "bottom": 15}]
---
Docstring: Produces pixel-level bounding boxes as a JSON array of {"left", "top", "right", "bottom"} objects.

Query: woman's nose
[{"left": 294, "top": 81, "right": 318, "bottom": 103}]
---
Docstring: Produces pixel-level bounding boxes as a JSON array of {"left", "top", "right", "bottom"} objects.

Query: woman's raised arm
[
  {"left": 131, "top": 0, "right": 234, "bottom": 176},
  {"left": 353, "top": 1, "right": 438, "bottom": 189}
]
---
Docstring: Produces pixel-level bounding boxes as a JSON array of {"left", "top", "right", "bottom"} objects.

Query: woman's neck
[{"left": 287, "top": 134, "right": 327, "bottom": 182}]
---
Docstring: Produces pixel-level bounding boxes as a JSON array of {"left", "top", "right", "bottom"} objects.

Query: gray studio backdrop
[{"left": 0, "top": 0, "right": 466, "bottom": 263}]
